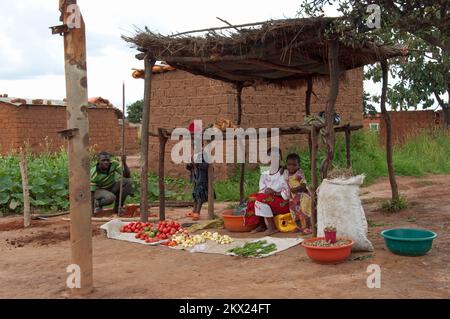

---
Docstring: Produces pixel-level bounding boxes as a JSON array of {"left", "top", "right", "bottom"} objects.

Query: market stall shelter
[{"left": 123, "top": 17, "right": 407, "bottom": 234}]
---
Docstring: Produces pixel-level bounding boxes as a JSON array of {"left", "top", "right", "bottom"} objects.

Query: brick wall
[
  {"left": 379, "top": 110, "right": 440, "bottom": 145},
  {"left": 0, "top": 103, "right": 120, "bottom": 155},
  {"left": 0, "top": 103, "right": 20, "bottom": 152},
  {"left": 124, "top": 123, "right": 141, "bottom": 155},
  {"left": 146, "top": 68, "right": 364, "bottom": 179}
]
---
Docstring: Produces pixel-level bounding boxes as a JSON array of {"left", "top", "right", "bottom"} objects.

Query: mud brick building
[
  {"left": 147, "top": 68, "right": 364, "bottom": 179},
  {"left": 0, "top": 97, "right": 123, "bottom": 155},
  {"left": 379, "top": 110, "right": 442, "bottom": 145}
]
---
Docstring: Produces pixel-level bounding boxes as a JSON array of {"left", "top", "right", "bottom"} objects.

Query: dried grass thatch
[{"left": 123, "top": 17, "right": 407, "bottom": 87}]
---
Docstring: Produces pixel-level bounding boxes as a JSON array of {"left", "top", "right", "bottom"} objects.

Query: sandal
[
  {"left": 185, "top": 211, "right": 195, "bottom": 217},
  {"left": 192, "top": 213, "right": 200, "bottom": 221}
]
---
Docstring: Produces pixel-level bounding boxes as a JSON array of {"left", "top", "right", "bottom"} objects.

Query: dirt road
[{"left": 1, "top": 175, "right": 449, "bottom": 298}]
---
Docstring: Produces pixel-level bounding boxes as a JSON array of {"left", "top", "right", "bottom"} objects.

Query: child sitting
[{"left": 284, "top": 153, "right": 312, "bottom": 234}]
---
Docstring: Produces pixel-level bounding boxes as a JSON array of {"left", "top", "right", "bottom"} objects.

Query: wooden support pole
[
  {"left": 58, "top": 0, "right": 93, "bottom": 294},
  {"left": 239, "top": 163, "right": 245, "bottom": 203},
  {"left": 310, "top": 126, "right": 319, "bottom": 237},
  {"left": 19, "top": 149, "right": 30, "bottom": 228},
  {"left": 158, "top": 129, "right": 168, "bottom": 221},
  {"left": 140, "top": 56, "right": 156, "bottom": 222},
  {"left": 380, "top": 59, "right": 400, "bottom": 201},
  {"left": 236, "top": 83, "right": 246, "bottom": 203},
  {"left": 320, "top": 40, "right": 341, "bottom": 179},
  {"left": 118, "top": 82, "right": 126, "bottom": 214},
  {"left": 345, "top": 128, "right": 351, "bottom": 169},
  {"left": 208, "top": 164, "right": 215, "bottom": 219},
  {"left": 305, "top": 77, "right": 313, "bottom": 162}
]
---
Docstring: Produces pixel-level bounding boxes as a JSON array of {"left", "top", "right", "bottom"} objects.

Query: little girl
[
  {"left": 185, "top": 121, "right": 210, "bottom": 221},
  {"left": 284, "top": 153, "right": 312, "bottom": 234}
]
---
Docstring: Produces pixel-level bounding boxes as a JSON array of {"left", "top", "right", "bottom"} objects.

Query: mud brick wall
[
  {"left": 124, "top": 123, "right": 141, "bottom": 155},
  {"left": 86, "top": 108, "right": 121, "bottom": 154},
  {"left": 379, "top": 110, "right": 440, "bottom": 145},
  {"left": 0, "top": 103, "right": 20, "bottom": 152},
  {"left": 0, "top": 103, "right": 120, "bottom": 155},
  {"left": 147, "top": 68, "right": 364, "bottom": 179}
]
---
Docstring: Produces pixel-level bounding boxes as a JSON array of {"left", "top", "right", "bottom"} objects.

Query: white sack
[{"left": 317, "top": 175, "right": 373, "bottom": 252}]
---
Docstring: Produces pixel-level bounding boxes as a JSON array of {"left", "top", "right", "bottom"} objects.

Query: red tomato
[
  {"left": 170, "top": 228, "right": 176, "bottom": 235},
  {"left": 161, "top": 234, "right": 167, "bottom": 239}
]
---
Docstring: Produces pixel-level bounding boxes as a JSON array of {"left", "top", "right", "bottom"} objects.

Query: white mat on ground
[
  {"left": 100, "top": 220, "right": 168, "bottom": 246},
  {"left": 172, "top": 236, "right": 303, "bottom": 258},
  {"left": 100, "top": 220, "right": 303, "bottom": 257}
]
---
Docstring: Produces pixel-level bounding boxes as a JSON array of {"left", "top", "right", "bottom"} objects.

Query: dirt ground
[{"left": 1, "top": 175, "right": 449, "bottom": 299}]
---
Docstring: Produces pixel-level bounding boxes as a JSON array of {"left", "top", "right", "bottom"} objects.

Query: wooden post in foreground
[
  {"left": 310, "top": 126, "right": 318, "bottom": 237},
  {"left": 140, "top": 56, "right": 156, "bottom": 222},
  {"left": 158, "top": 129, "right": 168, "bottom": 221},
  {"left": 19, "top": 149, "right": 31, "bottom": 228},
  {"left": 57, "top": 0, "right": 93, "bottom": 294}
]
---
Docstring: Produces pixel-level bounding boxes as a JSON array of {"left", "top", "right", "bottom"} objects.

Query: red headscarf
[{"left": 188, "top": 121, "right": 201, "bottom": 133}]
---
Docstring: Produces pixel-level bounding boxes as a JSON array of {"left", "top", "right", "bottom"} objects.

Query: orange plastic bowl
[
  {"left": 302, "top": 237, "right": 354, "bottom": 264},
  {"left": 222, "top": 209, "right": 258, "bottom": 232}
]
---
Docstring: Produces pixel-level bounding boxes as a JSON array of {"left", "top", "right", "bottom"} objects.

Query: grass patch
[
  {"left": 381, "top": 197, "right": 408, "bottom": 213},
  {"left": 367, "top": 219, "right": 393, "bottom": 227}
]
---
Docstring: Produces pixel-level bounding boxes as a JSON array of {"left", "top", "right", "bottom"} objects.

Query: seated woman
[
  {"left": 245, "top": 147, "right": 290, "bottom": 235},
  {"left": 284, "top": 153, "right": 312, "bottom": 234}
]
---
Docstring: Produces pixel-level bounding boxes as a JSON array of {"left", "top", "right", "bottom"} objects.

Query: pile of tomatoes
[{"left": 120, "top": 220, "right": 183, "bottom": 244}]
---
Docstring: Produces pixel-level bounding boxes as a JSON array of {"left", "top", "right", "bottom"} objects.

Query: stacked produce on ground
[
  {"left": 120, "top": 221, "right": 233, "bottom": 247},
  {"left": 228, "top": 240, "right": 277, "bottom": 257},
  {"left": 120, "top": 220, "right": 183, "bottom": 243},
  {"left": 171, "top": 231, "right": 233, "bottom": 248}
]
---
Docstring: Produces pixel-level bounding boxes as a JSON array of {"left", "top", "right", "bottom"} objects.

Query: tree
[
  {"left": 299, "top": 1, "right": 450, "bottom": 130},
  {"left": 363, "top": 92, "right": 378, "bottom": 115},
  {"left": 127, "top": 99, "right": 144, "bottom": 123},
  {"left": 365, "top": 36, "right": 449, "bottom": 130},
  {"left": 299, "top": 1, "right": 450, "bottom": 54}
]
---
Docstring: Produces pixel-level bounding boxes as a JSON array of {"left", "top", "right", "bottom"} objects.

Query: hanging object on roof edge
[{"left": 131, "top": 64, "right": 176, "bottom": 79}]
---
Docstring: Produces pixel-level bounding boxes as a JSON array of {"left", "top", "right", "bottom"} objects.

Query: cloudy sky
[{"left": 0, "top": 0, "right": 380, "bottom": 109}]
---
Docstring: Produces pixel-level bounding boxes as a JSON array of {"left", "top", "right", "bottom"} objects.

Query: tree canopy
[{"left": 127, "top": 99, "right": 143, "bottom": 124}]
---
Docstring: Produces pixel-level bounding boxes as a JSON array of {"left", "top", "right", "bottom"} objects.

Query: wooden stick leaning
[
  {"left": 19, "top": 148, "right": 31, "bottom": 227},
  {"left": 118, "top": 81, "right": 126, "bottom": 216}
]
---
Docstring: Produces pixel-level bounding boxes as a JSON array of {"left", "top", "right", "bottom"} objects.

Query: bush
[
  {"left": 381, "top": 197, "right": 408, "bottom": 213},
  {"left": 0, "top": 150, "right": 69, "bottom": 214}
]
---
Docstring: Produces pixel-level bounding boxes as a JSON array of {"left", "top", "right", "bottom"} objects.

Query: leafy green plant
[{"left": 381, "top": 197, "right": 408, "bottom": 213}]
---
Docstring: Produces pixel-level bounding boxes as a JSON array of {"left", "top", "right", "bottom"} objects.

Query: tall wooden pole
[
  {"left": 158, "top": 129, "right": 167, "bottom": 221},
  {"left": 380, "top": 59, "right": 399, "bottom": 201},
  {"left": 310, "top": 126, "right": 318, "bottom": 237},
  {"left": 305, "top": 77, "right": 313, "bottom": 163},
  {"left": 236, "top": 84, "right": 245, "bottom": 203},
  {"left": 118, "top": 81, "right": 125, "bottom": 214},
  {"left": 140, "top": 56, "right": 155, "bottom": 222},
  {"left": 19, "top": 149, "right": 31, "bottom": 228},
  {"left": 58, "top": 0, "right": 93, "bottom": 294},
  {"left": 208, "top": 164, "right": 215, "bottom": 219},
  {"left": 345, "top": 127, "right": 351, "bottom": 169},
  {"left": 320, "top": 40, "right": 341, "bottom": 179}
]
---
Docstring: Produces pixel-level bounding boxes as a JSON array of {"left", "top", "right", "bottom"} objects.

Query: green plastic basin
[{"left": 380, "top": 228, "right": 437, "bottom": 256}]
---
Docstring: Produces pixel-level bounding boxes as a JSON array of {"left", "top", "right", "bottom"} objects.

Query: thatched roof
[{"left": 123, "top": 17, "right": 407, "bottom": 87}]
